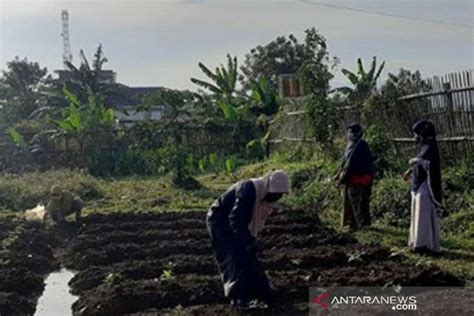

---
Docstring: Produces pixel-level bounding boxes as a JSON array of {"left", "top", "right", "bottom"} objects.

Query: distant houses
[
  {"left": 107, "top": 85, "right": 164, "bottom": 127},
  {"left": 54, "top": 69, "right": 164, "bottom": 127}
]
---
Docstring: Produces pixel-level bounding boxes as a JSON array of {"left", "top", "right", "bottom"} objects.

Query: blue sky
[{"left": 1, "top": 0, "right": 473, "bottom": 90}]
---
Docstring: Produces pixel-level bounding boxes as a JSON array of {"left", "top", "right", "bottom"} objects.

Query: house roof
[{"left": 106, "top": 85, "right": 163, "bottom": 107}]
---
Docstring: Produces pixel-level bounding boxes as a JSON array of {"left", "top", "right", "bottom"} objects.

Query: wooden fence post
[{"left": 444, "top": 82, "right": 455, "bottom": 133}]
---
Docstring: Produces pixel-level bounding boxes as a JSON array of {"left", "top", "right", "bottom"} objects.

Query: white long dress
[{"left": 408, "top": 160, "right": 441, "bottom": 252}]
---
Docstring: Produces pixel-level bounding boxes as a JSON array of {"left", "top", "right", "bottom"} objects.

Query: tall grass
[{"left": 0, "top": 169, "right": 103, "bottom": 211}]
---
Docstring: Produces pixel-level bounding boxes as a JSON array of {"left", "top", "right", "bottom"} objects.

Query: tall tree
[
  {"left": 298, "top": 28, "right": 335, "bottom": 97},
  {"left": 0, "top": 57, "right": 52, "bottom": 125},
  {"left": 240, "top": 28, "right": 338, "bottom": 94},
  {"left": 240, "top": 33, "right": 305, "bottom": 90},
  {"left": 381, "top": 68, "right": 431, "bottom": 99},
  {"left": 363, "top": 68, "right": 432, "bottom": 134}
]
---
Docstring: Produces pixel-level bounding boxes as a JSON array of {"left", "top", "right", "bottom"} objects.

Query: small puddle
[{"left": 35, "top": 268, "right": 77, "bottom": 316}]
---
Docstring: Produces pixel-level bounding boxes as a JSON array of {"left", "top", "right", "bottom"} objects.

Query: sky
[{"left": 0, "top": 0, "right": 473, "bottom": 90}]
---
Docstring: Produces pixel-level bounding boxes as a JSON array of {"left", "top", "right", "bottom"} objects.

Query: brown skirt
[{"left": 342, "top": 185, "right": 372, "bottom": 230}]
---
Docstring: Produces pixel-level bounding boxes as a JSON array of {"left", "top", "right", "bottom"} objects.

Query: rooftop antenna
[{"left": 61, "top": 9, "right": 73, "bottom": 68}]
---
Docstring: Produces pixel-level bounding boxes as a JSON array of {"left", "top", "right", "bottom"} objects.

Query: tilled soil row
[
  {"left": 72, "top": 261, "right": 461, "bottom": 315},
  {"left": 80, "top": 211, "right": 319, "bottom": 227},
  {"left": 73, "top": 273, "right": 310, "bottom": 315},
  {"left": 0, "top": 220, "right": 58, "bottom": 315},
  {"left": 62, "top": 211, "right": 464, "bottom": 315},
  {"left": 76, "top": 219, "right": 207, "bottom": 236},
  {"left": 75, "top": 211, "right": 326, "bottom": 234},
  {"left": 71, "top": 223, "right": 346, "bottom": 253},
  {"left": 66, "top": 231, "right": 356, "bottom": 270},
  {"left": 68, "top": 244, "right": 395, "bottom": 294}
]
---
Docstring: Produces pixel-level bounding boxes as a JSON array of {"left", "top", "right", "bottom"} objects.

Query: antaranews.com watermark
[{"left": 309, "top": 286, "right": 474, "bottom": 315}]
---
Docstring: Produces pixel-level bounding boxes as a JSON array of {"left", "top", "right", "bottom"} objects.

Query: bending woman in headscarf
[
  {"left": 206, "top": 170, "right": 290, "bottom": 310},
  {"left": 403, "top": 120, "right": 442, "bottom": 254},
  {"left": 335, "top": 123, "right": 375, "bottom": 230}
]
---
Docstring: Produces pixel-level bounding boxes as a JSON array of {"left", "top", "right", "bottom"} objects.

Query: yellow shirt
[{"left": 46, "top": 191, "right": 76, "bottom": 216}]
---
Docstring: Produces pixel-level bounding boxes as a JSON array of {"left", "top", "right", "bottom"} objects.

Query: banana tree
[
  {"left": 250, "top": 77, "right": 279, "bottom": 116},
  {"left": 338, "top": 56, "right": 385, "bottom": 107},
  {"left": 191, "top": 54, "right": 238, "bottom": 100},
  {"left": 48, "top": 87, "right": 116, "bottom": 154},
  {"left": 191, "top": 55, "right": 246, "bottom": 121},
  {"left": 62, "top": 44, "right": 120, "bottom": 104}
]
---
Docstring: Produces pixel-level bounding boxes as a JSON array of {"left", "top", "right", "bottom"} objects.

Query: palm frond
[
  {"left": 331, "top": 86, "right": 354, "bottom": 95},
  {"left": 357, "top": 58, "right": 366, "bottom": 78},
  {"left": 93, "top": 44, "right": 108, "bottom": 72},
  {"left": 341, "top": 69, "right": 359, "bottom": 86},
  {"left": 367, "top": 56, "right": 377, "bottom": 80},
  {"left": 198, "top": 62, "right": 218, "bottom": 81},
  {"left": 79, "top": 50, "right": 91, "bottom": 72},
  {"left": 190, "top": 78, "right": 221, "bottom": 94},
  {"left": 374, "top": 61, "right": 385, "bottom": 81}
]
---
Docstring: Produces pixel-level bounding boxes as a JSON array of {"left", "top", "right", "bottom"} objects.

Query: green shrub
[
  {"left": 303, "top": 94, "right": 341, "bottom": 151},
  {"left": 284, "top": 177, "right": 339, "bottom": 212},
  {"left": 443, "top": 163, "right": 474, "bottom": 194},
  {"left": 289, "top": 166, "right": 320, "bottom": 191},
  {"left": 371, "top": 177, "right": 411, "bottom": 226},
  {"left": 364, "top": 125, "right": 404, "bottom": 175},
  {"left": 284, "top": 160, "right": 339, "bottom": 212},
  {"left": 0, "top": 169, "right": 103, "bottom": 211}
]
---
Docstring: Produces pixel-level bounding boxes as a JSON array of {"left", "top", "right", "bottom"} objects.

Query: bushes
[
  {"left": 303, "top": 94, "right": 341, "bottom": 152},
  {"left": 287, "top": 177, "right": 339, "bottom": 212},
  {"left": 441, "top": 163, "right": 474, "bottom": 236},
  {"left": 0, "top": 169, "right": 103, "bottom": 211},
  {"left": 371, "top": 177, "right": 411, "bottom": 226},
  {"left": 369, "top": 164, "right": 474, "bottom": 229},
  {"left": 283, "top": 158, "right": 339, "bottom": 211},
  {"left": 443, "top": 163, "right": 474, "bottom": 195},
  {"left": 364, "top": 125, "right": 405, "bottom": 176}
]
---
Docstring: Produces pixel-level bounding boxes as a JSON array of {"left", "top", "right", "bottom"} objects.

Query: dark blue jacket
[
  {"left": 207, "top": 180, "right": 256, "bottom": 246},
  {"left": 340, "top": 139, "right": 374, "bottom": 184}
]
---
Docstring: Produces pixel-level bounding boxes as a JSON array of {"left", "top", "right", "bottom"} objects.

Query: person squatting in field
[
  {"left": 403, "top": 120, "right": 442, "bottom": 254},
  {"left": 206, "top": 170, "right": 290, "bottom": 310},
  {"left": 335, "top": 123, "right": 375, "bottom": 231},
  {"left": 46, "top": 185, "right": 84, "bottom": 224}
]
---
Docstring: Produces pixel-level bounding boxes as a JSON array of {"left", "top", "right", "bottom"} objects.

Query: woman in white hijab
[{"left": 206, "top": 170, "right": 290, "bottom": 310}]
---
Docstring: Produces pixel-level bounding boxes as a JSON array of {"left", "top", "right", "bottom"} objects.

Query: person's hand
[
  {"left": 403, "top": 169, "right": 412, "bottom": 182},
  {"left": 246, "top": 240, "right": 262, "bottom": 254},
  {"left": 409, "top": 158, "right": 419, "bottom": 166}
]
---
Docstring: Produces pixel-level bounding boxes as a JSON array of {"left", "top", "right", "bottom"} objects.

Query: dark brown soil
[
  {"left": 59, "top": 211, "right": 463, "bottom": 315},
  {"left": 0, "top": 219, "right": 58, "bottom": 316},
  {"left": 0, "top": 209, "right": 466, "bottom": 315}
]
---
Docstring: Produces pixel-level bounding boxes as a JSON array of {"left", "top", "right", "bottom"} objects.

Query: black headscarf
[
  {"left": 339, "top": 123, "right": 374, "bottom": 183},
  {"left": 412, "top": 120, "right": 442, "bottom": 204}
]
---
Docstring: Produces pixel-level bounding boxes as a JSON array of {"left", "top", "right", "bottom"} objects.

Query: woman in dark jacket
[
  {"left": 335, "top": 123, "right": 375, "bottom": 230},
  {"left": 206, "top": 170, "right": 290, "bottom": 310},
  {"left": 403, "top": 120, "right": 442, "bottom": 253}
]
